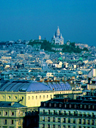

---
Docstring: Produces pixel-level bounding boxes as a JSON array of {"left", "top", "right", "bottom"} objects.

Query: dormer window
[
  {"left": 65, "top": 104, "right": 67, "bottom": 108},
  {"left": 88, "top": 105, "right": 90, "bottom": 109},
  {"left": 84, "top": 105, "right": 86, "bottom": 109},
  {"left": 80, "top": 105, "right": 82, "bottom": 108},
  {"left": 44, "top": 103, "right": 46, "bottom": 107},
  {"left": 49, "top": 103, "right": 51, "bottom": 107},
  {"left": 74, "top": 105, "right": 77, "bottom": 108},
  {"left": 59, "top": 104, "right": 62, "bottom": 107},
  {"left": 69, "top": 104, "right": 71, "bottom": 108},
  {"left": 54, "top": 104, "right": 56, "bottom": 107},
  {"left": 92, "top": 105, "right": 95, "bottom": 109}
]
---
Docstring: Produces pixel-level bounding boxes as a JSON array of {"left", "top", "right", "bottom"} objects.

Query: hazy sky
[{"left": 0, "top": 0, "right": 96, "bottom": 46}]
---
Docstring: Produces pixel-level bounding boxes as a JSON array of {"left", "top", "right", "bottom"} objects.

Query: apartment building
[
  {"left": 39, "top": 93, "right": 96, "bottom": 128},
  {"left": 0, "top": 101, "right": 27, "bottom": 128}
]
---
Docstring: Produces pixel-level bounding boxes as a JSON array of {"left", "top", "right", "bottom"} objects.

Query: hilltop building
[{"left": 52, "top": 27, "right": 64, "bottom": 45}]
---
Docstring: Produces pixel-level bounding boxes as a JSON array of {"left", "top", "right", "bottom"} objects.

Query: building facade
[
  {"left": 39, "top": 94, "right": 96, "bottom": 128},
  {"left": 0, "top": 101, "right": 27, "bottom": 128},
  {"left": 0, "top": 81, "right": 73, "bottom": 108}
]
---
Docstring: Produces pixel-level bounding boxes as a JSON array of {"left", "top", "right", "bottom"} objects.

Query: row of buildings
[{"left": 0, "top": 27, "right": 96, "bottom": 128}]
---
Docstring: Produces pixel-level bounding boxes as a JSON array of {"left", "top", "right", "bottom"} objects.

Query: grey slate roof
[
  {"left": 0, "top": 80, "right": 51, "bottom": 92},
  {"left": 0, "top": 80, "right": 72, "bottom": 92}
]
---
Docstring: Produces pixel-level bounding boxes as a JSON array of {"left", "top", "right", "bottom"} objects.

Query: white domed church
[{"left": 52, "top": 26, "right": 64, "bottom": 45}]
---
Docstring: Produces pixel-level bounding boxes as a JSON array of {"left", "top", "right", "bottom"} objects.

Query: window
[
  {"left": 2, "top": 95, "right": 5, "bottom": 99},
  {"left": 69, "top": 104, "right": 71, "bottom": 108},
  {"left": 74, "top": 111, "right": 77, "bottom": 116},
  {"left": 79, "top": 112, "right": 82, "bottom": 116},
  {"left": 54, "top": 104, "right": 56, "bottom": 107},
  {"left": 4, "top": 119, "right": 7, "bottom": 124},
  {"left": 0, "top": 111, "right": 1, "bottom": 115},
  {"left": 63, "top": 118, "right": 66, "bottom": 123},
  {"left": 42, "top": 124, "right": 45, "bottom": 128},
  {"left": 92, "top": 113, "right": 95, "bottom": 117},
  {"left": 59, "top": 111, "right": 61, "bottom": 115},
  {"left": 8, "top": 96, "right": 11, "bottom": 99},
  {"left": 47, "top": 95, "right": 48, "bottom": 98},
  {"left": 11, "top": 120, "right": 14, "bottom": 124},
  {"left": 44, "top": 103, "right": 46, "bottom": 107},
  {"left": 53, "top": 125, "right": 55, "bottom": 128},
  {"left": 92, "top": 120, "right": 94, "bottom": 125},
  {"left": 68, "top": 118, "right": 70, "bottom": 123},
  {"left": 36, "top": 96, "right": 37, "bottom": 99},
  {"left": 48, "top": 110, "right": 50, "bottom": 114},
  {"left": 73, "top": 119, "right": 75, "bottom": 123},
  {"left": 18, "top": 120, "right": 21, "bottom": 125},
  {"left": 88, "top": 105, "right": 90, "bottom": 109},
  {"left": 50, "top": 95, "right": 52, "bottom": 98},
  {"left": 59, "top": 104, "right": 62, "bottom": 107},
  {"left": 74, "top": 105, "right": 77, "bottom": 108},
  {"left": 21, "top": 96, "right": 24, "bottom": 100},
  {"left": 65, "top": 104, "right": 67, "bottom": 108},
  {"left": 5, "top": 112, "right": 7, "bottom": 116},
  {"left": 69, "top": 111, "right": 71, "bottom": 115},
  {"left": 92, "top": 105, "right": 95, "bottom": 109},
  {"left": 53, "top": 110, "right": 55, "bottom": 114},
  {"left": 49, "top": 103, "right": 51, "bottom": 107},
  {"left": 87, "top": 120, "right": 90, "bottom": 125},
  {"left": 79, "top": 119, "right": 81, "bottom": 124},
  {"left": 87, "top": 113, "right": 90, "bottom": 117},
  {"left": 80, "top": 105, "right": 82, "bottom": 108},
  {"left": 58, "top": 118, "right": 60, "bottom": 122},
  {"left": 43, "top": 110, "right": 45, "bottom": 114},
  {"left": 32, "top": 96, "right": 34, "bottom": 99},
  {"left": 64, "top": 111, "right": 66, "bottom": 115},
  {"left": 42, "top": 117, "right": 45, "bottom": 121},
  {"left": 84, "top": 105, "right": 86, "bottom": 109},
  {"left": 53, "top": 117, "right": 55, "bottom": 122},
  {"left": 12, "top": 112, "right": 14, "bottom": 116},
  {"left": 48, "top": 124, "right": 50, "bottom": 128},
  {"left": 48, "top": 117, "right": 50, "bottom": 122},
  {"left": 43, "top": 95, "right": 45, "bottom": 98},
  {"left": 15, "top": 96, "right": 17, "bottom": 99},
  {"left": 83, "top": 119, "right": 86, "bottom": 124},
  {"left": 58, "top": 125, "right": 60, "bottom": 128},
  {"left": 83, "top": 113, "right": 86, "bottom": 117},
  {"left": 40, "top": 95, "right": 41, "bottom": 99}
]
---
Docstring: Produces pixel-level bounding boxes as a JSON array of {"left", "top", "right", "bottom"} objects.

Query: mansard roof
[{"left": 0, "top": 80, "right": 71, "bottom": 92}]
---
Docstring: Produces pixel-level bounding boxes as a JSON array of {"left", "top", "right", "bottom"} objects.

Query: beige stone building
[
  {"left": 0, "top": 101, "right": 27, "bottom": 128},
  {"left": 0, "top": 81, "right": 74, "bottom": 108}
]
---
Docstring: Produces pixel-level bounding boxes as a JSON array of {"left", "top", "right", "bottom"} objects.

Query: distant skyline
[{"left": 0, "top": 0, "right": 96, "bottom": 46}]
